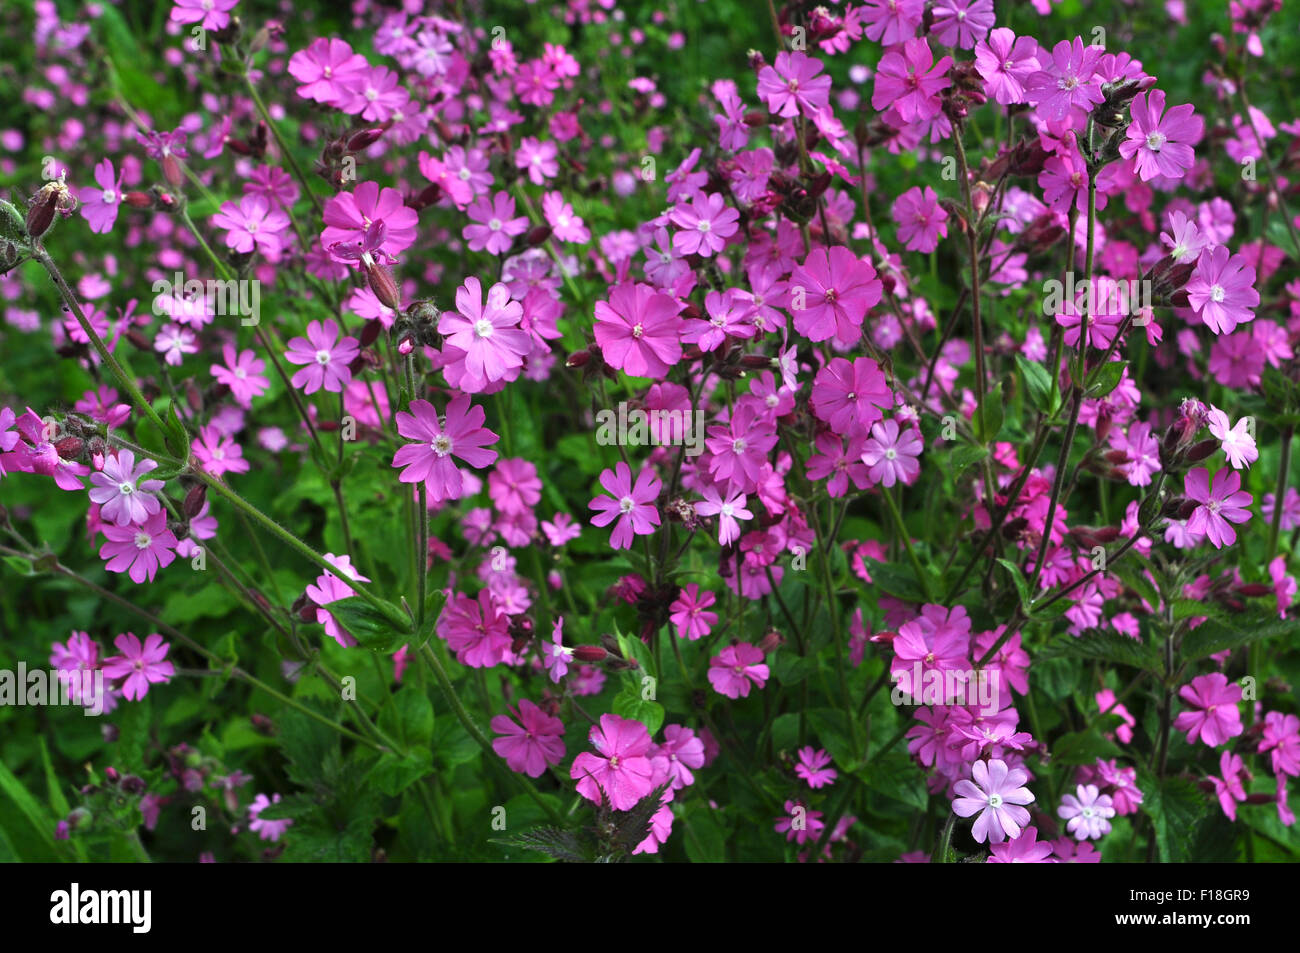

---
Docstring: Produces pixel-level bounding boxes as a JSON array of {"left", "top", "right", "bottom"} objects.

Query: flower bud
[
  {"left": 183, "top": 482, "right": 207, "bottom": 518},
  {"left": 365, "top": 261, "right": 402, "bottom": 311},
  {"left": 573, "top": 644, "right": 608, "bottom": 662}
]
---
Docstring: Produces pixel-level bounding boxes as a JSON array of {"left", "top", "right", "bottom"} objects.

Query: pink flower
[
  {"left": 284, "top": 319, "right": 360, "bottom": 394},
  {"left": 392, "top": 396, "right": 499, "bottom": 504},
  {"left": 542, "top": 191, "right": 590, "bottom": 243},
  {"left": 892, "top": 186, "right": 949, "bottom": 253},
  {"left": 593, "top": 282, "right": 685, "bottom": 379},
  {"left": 860, "top": 0, "right": 926, "bottom": 46},
  {"left": 871, "top": 38, "right": 952, "bottom": 124},
  {"left": 790, "top": 246, "right": 882, "bottom": 343},
  {"left": 88, "top": 449, "right": 164, "bottom": 527},
  {"left": 708, "top": 642, "right": 769, "bottom": 699},
  {"left": 952, "top": 758, "right": 1036, "bottom": 844},
  {"left": 861, "top": 419, "right": 923, "bottom": 487},
  {"left": 929, "top": 0, "right": 994, "bottom": 50},
  {"left": 438, "top": 590, "right": 511, "bottom": 668},
  {"left": 1206, "top": 407, "right": 1258, "bottom": 469},
  {"left": 669, "top": 584, "right": 718, "bottom": 640},
  {"left": 588, "top": 462, "right": 662, "bottom": 550},
  {"left": 988, "top": 827, "right": 1056, "bottom": 863},
  {"left": 211, "top": 345, "right": 269, "bottom": 408},
  {"left": 340, "top": 66, "right": 410, "bottom": 122},
  {"left": 1025, "top": 37, "right": 1105, "bottom": 122},
  {"left": 756, "top": 51, "right": 832, "bottom": 119},
  {"left": 1186, "top": 244, "right": 1259, "bottom": 334},
  {"left": 463, "top": 191, "right": 528, "bottom": 255},
  {"left": 78, "top": 159, "right": 123, "bottom": 234},
  {"left": 101, "top": 632, "right": 174, "bottom": 701},
  {"left": 974, "top": 28, "right": 1040, "bottom": 105},
  {"left": 543, "top": 618, "right": 573, "bottom": 683},
  {"left": 705, "top": 402, "right": 778, "bottom": 494},
  {"left": 99, "top": 510, "right": 178, "bottom": 583},
  {"left": 1173, "top": 672, "right": 1243, "bottom": 747},
  {"left": 775, "top": 799, "right": 824, "bottom": 845},
  {"left": 438, "top": 277, "right": 531, "bottom": 390},
  {"left": 193, "top": 425, "right": 249, "bottom": 478},
  {"left": 571, "top": 714, "right": 657, "bottom": 810},
  {"left": 515, "top": 136, "right": 558, "bottom": 185},
  {"left": 321, "top": 182, "right": 418, "bottom": 261},
  {"left": 810, "top": 356, "right": 892, "bottom": 433},
  {"left": 211, "top": 195, "right": 291, "bottom": 257},
  {"left": 1259, "top": 711, "right": 1300, "bottom": 777},
  {"left": 795, "top": 747, "right": 838, "bottom": 789},
  {"left": 288, "top": 38, "right": 369, "bottom": 106},
  {"left": 1119, "top": 89, "right": 1202, "bottom": 182},
  {"left": 305, "top": 553, "right": 371, "bottom": 648},
  {"left": 669, "top": 192, "right": 739, "bottom": 258},
  {"left": 1057, "top": 784, "right": 1115, "bottom": 840},
  {"left": 1208, "top": 750, "right": 1249, "bottom": 821},
  {"left": 248, "top": 793, "right": 293, "bottom": 841},
  {"left": 1183, "top": 467, "right": 1253, "bottom": 548},
  {"left": 655, "top": 725, "right": 706, "bottom": 790},
  {"left": 694, "top": 485, "right": 753, "bottom": 546},
  {"left": 170, "top": 0, "right": 238, "bottom": 31},
  {"left": 491, "top": 700, "right": 566, "bottom": 778}
]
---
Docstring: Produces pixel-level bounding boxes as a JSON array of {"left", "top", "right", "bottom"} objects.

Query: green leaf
[
  {"left": 1, "top": 555, "right": 33, "bottom": 576},
  {"left": 1181, "top": 615, "right": 1300, "bottom": 664},
  {"left": 974, "top": 381, "right": 1004, "bottom": 442},
  {"left": 369, "top": 751, "right": 433, "bottom": 797},
  {"left": 493, "top": 826, "right": 591, "bottom": 862},
  {"left": 1037, "top": 629, "right": 1162, "bottom": 672},
  {"left": 869, "top": 561, "right": 928, "bottom": 602},
  {"left": 995, "top": 558, "right": 1031, "bottom": 609},
  {"left": 1141, "top": 772, "right": 1210, "bottom": 862},
  {"left": 0, "top": 761, "right": 61, "bottom": 862},
  {"left": 327, "top": 596, "right": 412, "bottom": 652},
  {"left": 380, "top": 687, "right": 435, "bottom": 747},
  {"left": 1051, "top": 731, "right": 1123, "bottom": 765},
  {"left": 858, "top": 751, "right": 928, "bottom": 811},
  {"left": 1015, "top": 355, "right": 1056, "bottom": 415},
  {"left": 612, "top": 684, "right": 664, "bottom": 736},
  {"left": 950, "top": 444, "right": 988, "bottom": 482},
  {"left": 1087, "top": 360, "right": 1128, "bottom": 399}
]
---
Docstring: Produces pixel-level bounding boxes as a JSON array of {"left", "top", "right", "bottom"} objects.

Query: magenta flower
[
  {"left": 170, "top": 0, "right": 238, "bottom": 31},
  {"left": 438, "top": 590, "right": 511, "bottom": 668},
  {"left": 708, "top": 642, "right": 769, "bottom": 699},
  {"left": 861, "top": 419, "right": 923, "bottom": 488},
  {"left": 543, "top": 618, "right": 573, "bottom": 683},
  {"left": 892, "top": 186, "right": 949, "bottom": 253},
  {"left": 705, "top": 403, "right": 778, "bottom": 494},
  {"left": 988, "top": 827, "right": 1056, "bottom": 863},
  {"left": 284, "top": 319, "right": 360, "bottom": 394},
  {"left": 871, "top": 38, "right": 952, "bottom": 124},
  {"left": 101, "top": 632, "right": 174, "bottom": 701},
  {"left": 1119, "top": 89, "right": 1202, "bottom": 182},
  {"left": 438, "top": 277, "right": 531, "bottom": 391},
  {"left": 305, "top": 553, "right": 371, "bottom": 648},
  {"left": 669, "top": 192, "right": 739, "bottom": 258},
  {"left": 288, "top": 38, "right": 369, "bottom": 106},
  {"left": 1208, "top": 750, "right": 1249, "bottom": 821},
  {"left": 656, "top": 725, "right": 706, "bottom": 790},
  {"left": 593, "top": 282, "right": 685, "bottom": 379},
  {"left": 694, "top": 485, "right": 753, "bottom": 546},
  {"left": 210, "top": 345, "right": 269, "bottom": 408},
  {"left": 463, "top": 191, "right": 528, "bottom": 256},
  {"left": 99, "top": 510, "right": 178, "bottom": 584},
  {"left": 78, "top": 159, "right": 123, "bottom": 234},
  {"left": 571, "top": 714, "right": 657, "bottom": 810},
  {"left": 211, "top": 195, "right": 291, "bottom": 257},
  {"left": 790, "top": 246, "right": 882, "bottom": 343},
  {"left": 1259, "top": 711, "right": 1300, "bottom": 777},
  {"left": 392, "top": 396, "right": 500, "bottom": 504},
  {"left": 929, "top": 0, "right": 994, "bottom": 50},
  {"left": 860, "top": 0, "right": 926, "bottom": 46},
  {"left": 88, "top": 449, "right": 164, "bottom": 527},
  {"left": 669, "top": 584, "right": 718, "bottom": 640},
  {"left": 775, "top": 799, "right": 825, "bottom": 845},
  {"left": 193, "top": 425, "right": 249, "bottom": 479},
  {"left": 952, "top": 758, "right": 1036, "bottom": 844},
  {"left": 1186, "top": 244, "right": 1259, "bottom": 335},
  {"left": 974, "top": 28, "right": 1040, "bottom": 105},
  {"left": 341, "top": 66, "right": 410, "bottom": 122},
  {"left": 321, "top": 182, "right": 418, "bottom": 261},
  {"left": 1057, "top": 784, "right": 1115, "bottom": 840},
  {"left": 515, "top": 136, "right": 558, "bottom": 185},
  {"left": 1184, "top": 467, "right": 1252, "bottom": 548},
  {"left": 795, "top": 747, "right": 838, "bottom": 789},
  {"left": 1025, "top": 37, "right": 1104, "bottom": 122},
  {"left": 755, "top": 51, "right": 832, "bottom": 119},
  {"left": 248, "top": 793, "right": 293, "bottom": 842},
  {"left": 1206, "top": 408, "right": 1258, "bottom": 470},
  {"left": 491, "top": 700, "right": 566, "bottom": 778},
  {"left": 542, "top": 191, "right": 590, "bottom": 244},
  {"left": 589, "top": 462, "right": 662, "bottom": 550},
  {"left": 1173, "top": 672, "right": 1243, "bottom": 747},
  {"left": 810, "top": 357, "right": 892, "bottom": 433}
]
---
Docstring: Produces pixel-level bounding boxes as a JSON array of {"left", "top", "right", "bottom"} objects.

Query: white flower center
[
  {"left": 133, "top": 531, "right": 151, "bottom": 550},
  {"left": 1210, "top": 284, "right": 1225, "bottom": 303},
  {"left": 987, "top": 793, "right": 1003, "bottom": 808},
  {"left": 431, "top": 435, "right": 453, "bottom": 456},
  {"left": 119, "top": 482, "right": 134, "bottom": 495},
  {"left": 315, "top": 350, "right": 332, "bottom": 365},
  {"left": 475, "top": 318, "right": 494, "bottom": 338},
  {"left": 1146, "top": 132, "right": 1166, "bottom": 152},
  {"left": 619, "top": 495, "right": 636, "bottom": 514}
]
